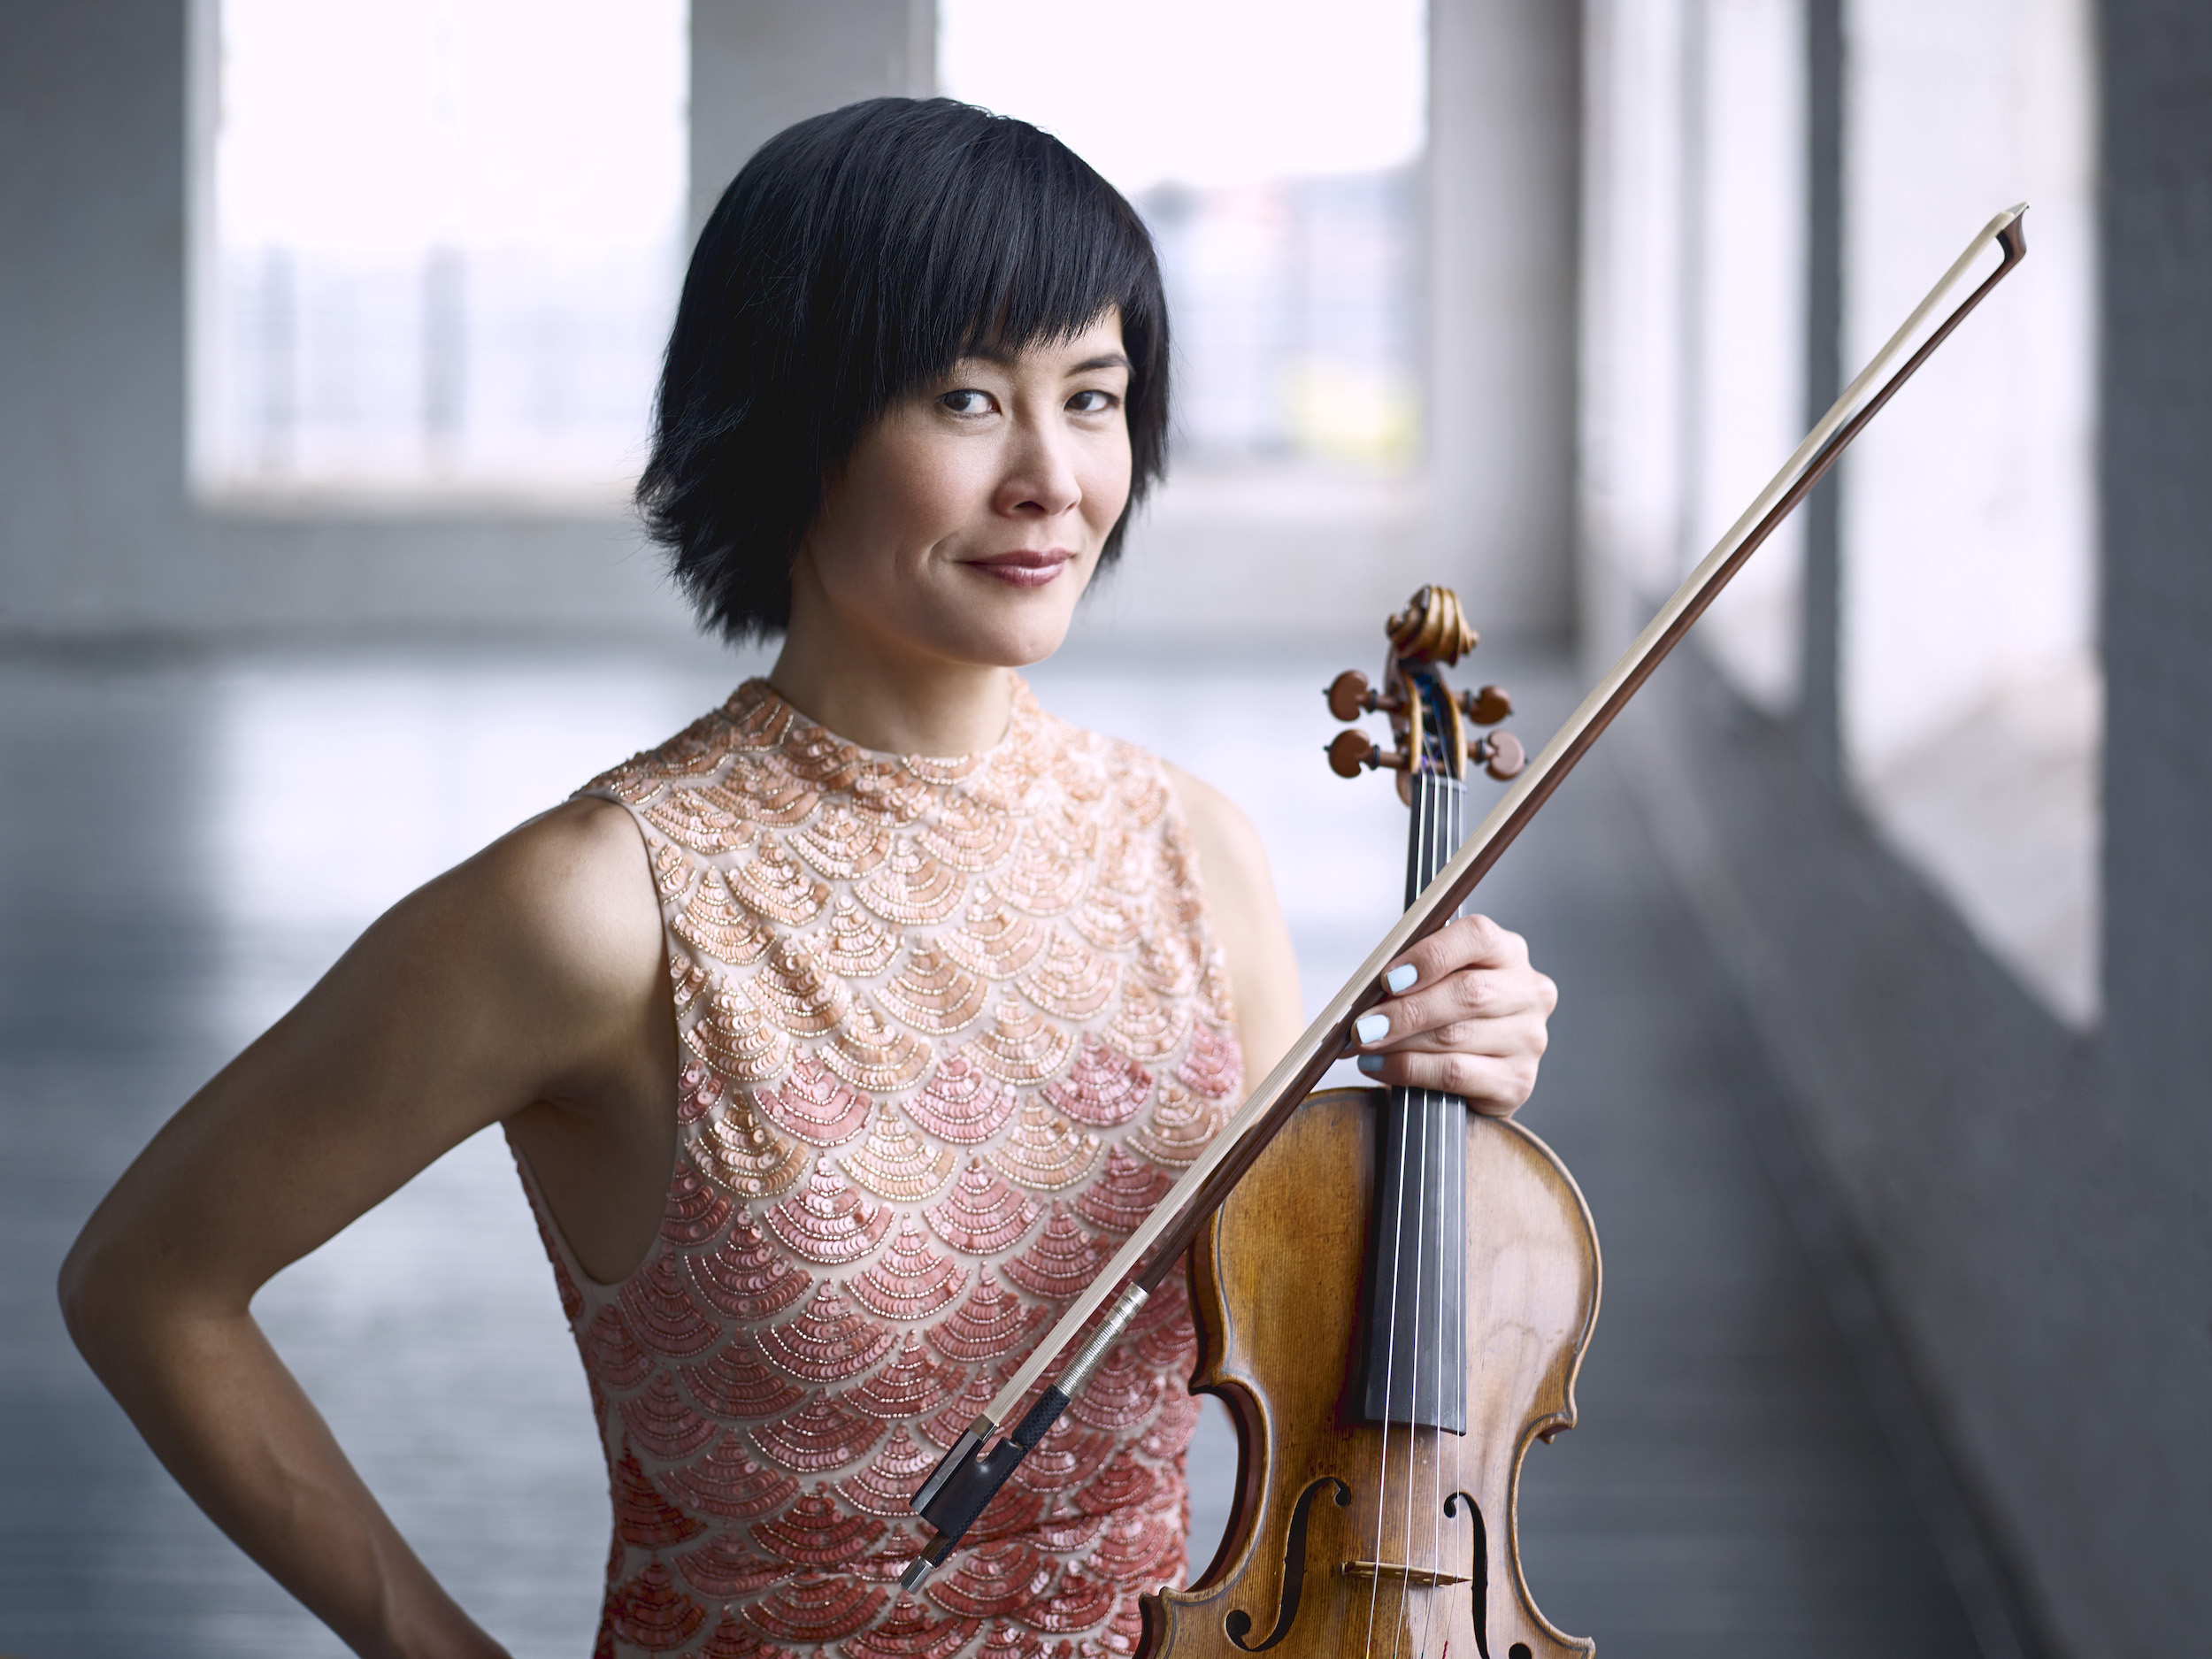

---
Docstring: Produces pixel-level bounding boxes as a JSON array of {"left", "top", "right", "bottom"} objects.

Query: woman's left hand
[{"left": 1353, "top": 914, "right": 1557, "bottom": 1115}]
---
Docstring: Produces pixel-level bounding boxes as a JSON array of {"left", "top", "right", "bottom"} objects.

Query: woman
[{"left": 61, "top": 100, "right": 1555, "bottom": 1659}]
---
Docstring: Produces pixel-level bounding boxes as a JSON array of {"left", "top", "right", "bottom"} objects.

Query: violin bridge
[{"left": 1337, "top": 1561, "right": 1471, "bottom": 1588}]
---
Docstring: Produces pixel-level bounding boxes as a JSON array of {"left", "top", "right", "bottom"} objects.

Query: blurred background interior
[{"left": 2, "top": 2, "right": 2206, "bottom": 1655}]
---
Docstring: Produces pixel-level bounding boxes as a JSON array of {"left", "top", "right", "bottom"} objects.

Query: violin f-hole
[
  {"left": 1223, "top": 1475, "right": 1351, "bottom": 1652},
  {"left": 1446, "top": 1492, "right": 1491, "bottom": 1659}
]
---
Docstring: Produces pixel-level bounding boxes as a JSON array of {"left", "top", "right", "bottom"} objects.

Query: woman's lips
[{"left": 966, "top": 549, "right": 1075, "bottom": 589}]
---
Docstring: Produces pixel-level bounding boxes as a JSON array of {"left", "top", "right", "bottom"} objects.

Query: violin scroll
[
  {"left": 1386, "top": 584, "right": 1478, "bottom": 664},
  {"left": 1323, "top": 586, "right": 1520, "bottom": 798}
]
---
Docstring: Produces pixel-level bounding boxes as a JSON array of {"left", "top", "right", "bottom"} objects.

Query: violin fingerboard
[
  {"left": 1362, "top": 770, "right": 1473, "bottom": 1433},
  {"left": 1360, "top": 1085, "right": 1470, "bottom": 1432}
]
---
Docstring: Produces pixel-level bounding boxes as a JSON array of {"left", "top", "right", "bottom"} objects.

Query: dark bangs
[{"left": 637, "top": 97, "right": 1171, "bottom": 641}]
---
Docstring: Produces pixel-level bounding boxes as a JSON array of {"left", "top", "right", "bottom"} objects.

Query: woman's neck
[{"left": 768, "top": 600, "right": 1017, "bottom": 759}]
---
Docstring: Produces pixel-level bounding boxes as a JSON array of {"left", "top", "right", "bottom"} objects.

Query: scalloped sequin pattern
[{"left": 526, "top": 679, "right": 1241, "bottom": 1659}]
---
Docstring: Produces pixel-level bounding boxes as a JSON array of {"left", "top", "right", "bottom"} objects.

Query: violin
[
  {"left": 1145, "top": 587, "right": 1600, "bottom": 1659},
  {"left": 900, "top": 205, "right": 2030, "bottom": 1656}
]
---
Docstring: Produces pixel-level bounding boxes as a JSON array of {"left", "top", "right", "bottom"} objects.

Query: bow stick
[{"left": 900, "top": 203, "right": 2031, "bottom": 1589}]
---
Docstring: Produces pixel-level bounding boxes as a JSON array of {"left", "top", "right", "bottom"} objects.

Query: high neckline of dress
[{"left": 736, "top": 674, "right": 1040, "bottom": 767}]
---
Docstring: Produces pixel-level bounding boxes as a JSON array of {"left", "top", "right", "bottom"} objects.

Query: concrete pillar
[
  {"left": 1798, "top": 0, "right": 1843, "bottom": 781},
  {"left": 1679, "top": 0, "right": 1809, "bottom": 714},
  {"left": 688, "top": 0, "right": 935, "bottom": 235},
  {"left": 1838, "top": 0, "right": 2098, "bottom": 785},
  {"left": 2093, "top": 1, "right": 2212, "bottom": 1644},
  {"left": 1425, "top": 0, "right": 1580, "bottom": 641},
  {"left": 1835, "top": 0, "right": 2100, "bottom": 1024},
  {"left": 1577, "top": 0, "right": 1687, "bottom": 669},
  {"left": 1575, "top": 0, "right": 1808, "bottom": 712}
]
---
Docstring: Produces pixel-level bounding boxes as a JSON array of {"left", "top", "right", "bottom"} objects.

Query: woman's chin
[
  {"left": 941, "top": 585, "right": 1087, "bottom": 669},
  {"left": 964, "top": 613, "right": 1078, "bottom": 670}
]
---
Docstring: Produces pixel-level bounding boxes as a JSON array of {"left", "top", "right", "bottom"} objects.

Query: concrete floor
[{"left": 0, "top": 640, "right": 1978, "bottom": 1657}]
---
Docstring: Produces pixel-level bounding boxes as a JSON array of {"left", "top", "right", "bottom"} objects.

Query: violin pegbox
[{"left": 1324, "top": 585, "right": 1525, "bottom": 802}]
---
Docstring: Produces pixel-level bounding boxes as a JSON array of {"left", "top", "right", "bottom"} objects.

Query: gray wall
[
  {"left": 0, "top": 2, "right": 929, "bottom": 645},
  {"left": 1618, "top": 4, "right": 2212, "bottom": 1652}
]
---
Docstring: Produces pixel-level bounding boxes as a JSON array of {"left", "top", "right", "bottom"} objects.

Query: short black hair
[{"left": 637, "top": 97, "right": 1171, "bottom": 641}]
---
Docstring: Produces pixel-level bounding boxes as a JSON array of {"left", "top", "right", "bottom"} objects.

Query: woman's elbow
[
  {"left": 58, "top": 1219, "right": 149, "bottom": 1379},
  {"left": 58, "top": 1228, "right": 110, "bottom": 1358}
]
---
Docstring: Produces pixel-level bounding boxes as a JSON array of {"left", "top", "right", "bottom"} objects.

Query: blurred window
[
  {"left": 940, "top": 0, "right": 1426, "bottom": 470},
  {"left": 189, "top": 0, "right": 688, "bottom": 506},
  {"left": 1839, "top": 0, "right": 2100, "bottom": 1025},
  {"left": 1579, "top": 0, "right": 2100, "bottom": 1026}
]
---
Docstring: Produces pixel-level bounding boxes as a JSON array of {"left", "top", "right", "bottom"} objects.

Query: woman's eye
[
  {"left": 1067, "top": 388, "right": 1120, "bottom": 414},
  {"left": 939, "top": 388, "right": 995, "bottom": 416}
]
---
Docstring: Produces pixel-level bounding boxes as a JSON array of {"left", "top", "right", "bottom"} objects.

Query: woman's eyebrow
[{"left": 955, "top": 347, "right": 1131, "bottom": 374}]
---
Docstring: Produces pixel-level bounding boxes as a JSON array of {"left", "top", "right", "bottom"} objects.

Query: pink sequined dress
[{"left": 516, "top": 678, "right": 1244, "bottom": 1659}]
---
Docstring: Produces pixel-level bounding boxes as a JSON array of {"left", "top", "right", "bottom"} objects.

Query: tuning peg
[
  {"left": 1325, "top": 669, "right": 1402, "bottom": 723},
  {"left": 1325, "top": 671, "right": 1370, "bottom": 723},
  {"left": 1475, "top": 731, "right": 1526, "bottom": 780},
  {"left": 1459, "top": 684, "right": 1513, "bottom": 726},
  {"left": 1326, "top": 729, "right": 1409, "bottom": 779}
]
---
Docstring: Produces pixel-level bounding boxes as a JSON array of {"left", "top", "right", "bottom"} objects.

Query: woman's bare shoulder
[
  {"left": 366, "top": 795, "right": 665, "bottom": 1025},
  {"left": 60, "top": 796, "right": 673, "bottom": 1326},
  {"left": 1159, "top": 762, "right": 1302, "bottom": 1075},
  {"left": 1159, "top": 762, "right": 1269, "bottom": 880},
  {"left": 472, "top": 796, "right": 662, "bottom": 952}
]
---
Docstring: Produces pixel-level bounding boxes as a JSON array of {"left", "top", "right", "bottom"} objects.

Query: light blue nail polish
[
  {"left": 1384, "top": 964, "right": 1418, "bottom": 995},
  {"left": 1356, "top": 1054, "right": 1386, "bottom": 1076},
  {"left": 1355, "top": 1012, "right": 1390, "bottom": 1045}
]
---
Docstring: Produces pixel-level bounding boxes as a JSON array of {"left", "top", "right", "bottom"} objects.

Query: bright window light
[
  {"left": 941, "top": 0, "right": 1427, "bottom": 467},
  {"left": 192, "top": 0, "right": 688, "bottom": 505}
]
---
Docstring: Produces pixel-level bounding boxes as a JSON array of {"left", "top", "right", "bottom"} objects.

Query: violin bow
[{"left": 900, "top": 203, "right": 2031, "bottom": 1588}]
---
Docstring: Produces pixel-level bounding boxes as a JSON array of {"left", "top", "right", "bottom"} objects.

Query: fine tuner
[{"left": 1324, "top": 587, "right": 1529, "bottom": 793}]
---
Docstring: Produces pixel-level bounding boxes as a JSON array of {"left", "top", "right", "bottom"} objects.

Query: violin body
[{"left": 1142, "top": 1087, "right": 1599, "bottom": 1659}]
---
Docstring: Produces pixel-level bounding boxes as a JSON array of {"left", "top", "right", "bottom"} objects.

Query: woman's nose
[{"left": 994, "top": 418, "right": 1081, "bottom": 518}]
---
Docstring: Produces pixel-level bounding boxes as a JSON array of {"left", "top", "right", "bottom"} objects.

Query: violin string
[
  {"left": 1364, "top": 761, "right": 1425, "bottom": 1659},
  {"left": 1427, "top": 1106, "right": 1450, "bottom": 1636},
  {"left": 1415, "top": 772, "right": 1457, "bottom": 1658},
  {"left": 1419, "top": 768, "right": 1448, "bottom": 1654},
  {"left": 1408, "top": 1073, "right": 1436, "bottom": 1659},
  {"left": 1400, "top": 764, "right": 1443, "bottom": 1659},
  {"left": 1378, "top": 762, "right": 1438, "bottom": 1659},
  {"left": 1398, "top": 1084, "right": 1433, "bottom": 1659},
  {"left": 1446, "top": 777, "right": 1466, "bottom": 1641},
  {"left": 1425, "top": 766, "right": 1461, "bottom": 1655},
  {"left": 1363, "top": 1078, "right": 1405, "bottom": 1659}
]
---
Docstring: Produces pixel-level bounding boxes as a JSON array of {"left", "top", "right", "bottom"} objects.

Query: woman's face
[{"left": 791, "top": 311, "right": 1134, "bottom": 672}]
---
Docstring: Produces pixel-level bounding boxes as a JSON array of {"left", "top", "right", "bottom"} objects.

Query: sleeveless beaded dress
[{"left": 516, "top": 678, "right": 1244, "bottom": 1659}]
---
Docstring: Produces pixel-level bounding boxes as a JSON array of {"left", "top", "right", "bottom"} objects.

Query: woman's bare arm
[
  {"left": 58, "top": 798, "right": 672, "bottom": 1659},
  {"left": 1164, "top": 764, "right": 1305, "bottom": 1079}
]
